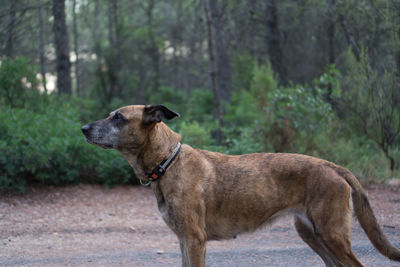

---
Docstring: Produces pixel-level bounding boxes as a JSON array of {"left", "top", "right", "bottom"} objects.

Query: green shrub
[
  {"left": 148, "top": 86, "right": 186, "bottom": 113},
  {"left": 265, "top": 86, "right": 334, "bottom": 149},
  {"left": 338, "top": 50, "right": 400, "bottom": 171},
  {"left": 223, "top": 90, "right": 265, "bottom": 154},
  {"left": 309, "top": 128, "right": 400, "bottom": 180},
  {"left": 232, "top": 53, "right": 256, "bottom": 91},
  {"left": 225, "top": 90, "right": 263, "bottom": 128},
  {"left": 179, "top": 121, "right": 211, "bottom": 148},
  {"left": 0, "top": 99, "right": 136, "bottom": 193},
  {"left": 223, "top": 127, "right": 264, "bottom": 155},
  {"left": 242, "top": 62, "right": 335, "bottom": 152},
  {"left": 0, "top": 56, "right": 40, "bottom": 109},
  {"left": 185, "top": 89, "right": 215, "bottom": 123},
  {"left": 250, "top": 62, "right": 278, "bottom": 109},
  {"left": 0, "top": 55, "right": 397, "bottom": 193}
]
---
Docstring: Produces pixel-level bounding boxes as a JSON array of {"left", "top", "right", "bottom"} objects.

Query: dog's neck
[{"left": 119, "top": 122, "right": 181, "bottom": 181}]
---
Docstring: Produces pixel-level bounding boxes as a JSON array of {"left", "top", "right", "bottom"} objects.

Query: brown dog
[{"left": 82, "top": 104, "right": 400, "bottom": 267}]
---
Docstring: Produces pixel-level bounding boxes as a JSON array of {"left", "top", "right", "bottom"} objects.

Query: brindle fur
[{"left": 82, "top": 105, "right": 400, "bottom": 267}]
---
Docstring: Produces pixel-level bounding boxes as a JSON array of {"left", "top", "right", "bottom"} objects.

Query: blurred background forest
[{"left": 0, "top": 0, "right": 399, "bottom": 193}]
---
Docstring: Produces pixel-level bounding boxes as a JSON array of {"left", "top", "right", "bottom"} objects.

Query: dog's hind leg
[
  {"left": 308, "top": 178, "right": 364, "bottom": 267},
  {"left": 294, "top": 215, "right": 341, "bottom": 267},
  {"left": 311, "top": 213, "right": 363, "bottom": 266}
]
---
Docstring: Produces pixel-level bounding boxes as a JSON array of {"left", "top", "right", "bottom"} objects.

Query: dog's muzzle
[{"left": 81, "top": 123, "right": 113, "bottom": 149}]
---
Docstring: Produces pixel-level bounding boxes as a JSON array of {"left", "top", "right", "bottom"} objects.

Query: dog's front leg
[
  {"left": 181, "top": 228, "right": 207, "bottom": 267},
  {"left": 179, "top": 239, "right": 189, "bottom": 267}
]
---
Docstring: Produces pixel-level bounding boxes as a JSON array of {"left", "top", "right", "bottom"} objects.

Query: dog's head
[{"left": 81, "top": 105, "right": 179, "bottom": 150}]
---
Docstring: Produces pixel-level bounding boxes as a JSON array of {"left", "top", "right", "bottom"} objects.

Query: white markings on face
[
  {"left": 110, "top": 125, "right": 119, "bottom": 135},
  {"left": 87, "top": 120, "right": 122, "bottom": 148}
]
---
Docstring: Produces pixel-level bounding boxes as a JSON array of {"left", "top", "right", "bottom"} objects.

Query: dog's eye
[{"left": 113, "top": 112, "right": 124, "bottom": 121}]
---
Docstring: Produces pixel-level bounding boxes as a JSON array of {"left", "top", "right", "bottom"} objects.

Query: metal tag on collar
[
  {"left": 140, "top": 179, "right": 151, "bottom": 186},
  {"left": 145, "top": 142, "right": 181, "bottom": 185}
]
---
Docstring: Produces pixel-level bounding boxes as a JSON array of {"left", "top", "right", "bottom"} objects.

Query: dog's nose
[{"left": 81, "top": 124, "right": 91, "bottom": 134}]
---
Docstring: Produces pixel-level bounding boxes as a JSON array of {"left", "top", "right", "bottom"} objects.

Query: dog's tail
[{"left": 338, "top": 166, "right": 400, "bottom": 261}]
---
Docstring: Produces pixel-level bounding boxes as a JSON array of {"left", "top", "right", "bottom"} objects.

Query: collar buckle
[{"left": 142, "top": 142, "right": 181, "bottom": 186}]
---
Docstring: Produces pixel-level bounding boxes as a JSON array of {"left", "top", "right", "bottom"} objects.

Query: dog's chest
[
  {"left": 157, "top": 200, "right": 169, "bottom": 220},
  {"left": 157, "top": 199, "right": 181, "bottom": 233},
  {"left": 152, "top": 184, "right": 181, "bottom": 233}
]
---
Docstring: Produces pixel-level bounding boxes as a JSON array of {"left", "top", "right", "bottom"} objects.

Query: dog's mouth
[{"left": 84, "top": 137, "right": 113, "bottom": 149}]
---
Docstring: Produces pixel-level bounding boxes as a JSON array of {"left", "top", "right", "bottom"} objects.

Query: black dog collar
[{"left": 141, "top": 142, "right": 181, "bottom": 186}]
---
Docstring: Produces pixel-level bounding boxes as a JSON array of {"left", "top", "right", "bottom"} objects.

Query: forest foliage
[{"left": 0, "top": 0, "right": 399, "bottom": 192}]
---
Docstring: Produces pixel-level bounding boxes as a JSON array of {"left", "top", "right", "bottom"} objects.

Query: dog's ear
[{"left": 142, "top": 105, "right": 180, "bottom": 125}]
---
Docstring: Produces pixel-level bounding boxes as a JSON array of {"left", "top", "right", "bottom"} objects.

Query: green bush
[
  {"left": 338, "top": 51, "right": 400, "bottom": 171},
  {"left": 265, "top": 86, "right": 334, "bottom": 151},
  {"left": 250, "top": 62, "right": 278, "bottom": 108},
  {"left": 0, "top": 56, "right": 397, "bottom": 194},
  {"left": 185, "top": 89, "right": 215, "bottom": 123},
  {"left": 0, "top": 56, "right": 40, "bottom": 108},
  {"left": 179, "top": 121, "right": 211, "bottom": 148},
  {"left": 223, "top": 127, "right": 264, "bottom": 155},
  {"left": 232, "top": 53, "right": 256, "bottom": 91},
  {"left": 225, "top": 90, "right": 263, "bottom": 128},
  {"left": 223, "top": 90, "right": 265, "bottom": 154},
  {"left": 148, "top": 86, "right": 186, "bottom": 113},
  {"left": 0, "top": 99, "right": 136, "bottom": 193}
]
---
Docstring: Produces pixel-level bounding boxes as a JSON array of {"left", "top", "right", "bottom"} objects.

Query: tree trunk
[
  {"left": 382, "top": 145, "right": 396, "bottom": 172},
  {"left": 92, "top": 0, "right": 110, "bottom": 103},
  {"left": 339, "top": 13, "right": 361, "bottom": 61},
  {"left": 107, "top": 0, "right": 117, "bottom": 95},
  {"left": 52, "top": 0, "right": 71, "bottom": 95},
  {"left": 248, "top": 1, "right": 258, "bottom": 59},
  {"left": 265, "top": 0, "right": 287, "bottom": 85},
  {"left": 208, "top": 0, "right": 232, "bottom": 103},
  {"left": 107, "top": 0, "right": 123, "bottom": 96},
  {"left": 146, "top": 0, "right": 161, "bottom": 93},
  {"left": 72, "top": 0, "right": 81, "bottom": 96},
  {"left": 326, "top": 0, "right": 336, "bottom": 105},
  {"left": 5, "top": 0, "right": 17, "bottom": 57},
  {"left": 38, "top": 0, "right": 47, "bottom": 93},
  {"left": 92, "top": 0, "right": 103, "bottom": 62},
  {"left": 112, "top": 0, "right": 123, "bottom": 95},
  {"left": 171, "top": 0, "right": 183, "bottom": 95},
  {"left": 395, "top": 4, "right": 400, "bottom": 78},
  {"left": 108, "top": 0, "right": 122, "bottom": 96},
  {"left": 107, "top": 0, "right": 115, "bottom": 49},
  {"left": 204, "top": 0, "right": 224, "bottom": 143},
  {"left": 327, "top": 0, "right": 336, "bottom": 65}
]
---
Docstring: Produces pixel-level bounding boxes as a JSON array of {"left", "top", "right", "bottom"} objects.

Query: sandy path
[{"left": 1, "top": 184, "right": 399, "bottom": 266}]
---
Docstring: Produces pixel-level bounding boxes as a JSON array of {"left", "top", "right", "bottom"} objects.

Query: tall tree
[
  {"left": 52, "top": 0, "right": 71, "bottom": 95},
  {"left": 265, "top": 0, "right": 287, "bottom": 85},
  {"left": 327, "top": 0, "right": 336, "bottom": 65},
  {"left": 339, "top": 13, "right": 361, "bottom": 61},
  {"left": 204, "top": 0, "right": 224, "bottom": 143},
  {"left": 145, "top": 0, "right": 161, "bottom": 93},
  {"left": 5, "top": 0, "right": 17, "bottom": 57},
  {"left": 107, "top": 0, "right": 123, "bottom": 95},
  {"left": 72, "top": 0, "right": 81, "bottom": 95},
  {"left": 394, "top": 2, "right": 400, "bottom": 78},
  {"left": 208, "top": 0, "right": 232, "bottom": 103},
  {"left": 170, "top": 0, "right": 183, "bottom": 94},
  {"left": 326, "top": 0, "right": 336, "bottom": 105},
  {"left": 38, "top": 0, "right": 47, "bottom": 93}
]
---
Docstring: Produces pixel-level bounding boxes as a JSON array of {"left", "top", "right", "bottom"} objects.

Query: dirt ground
[{"left": 1, "top": 183, "right": 400, "bottom": 267}]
